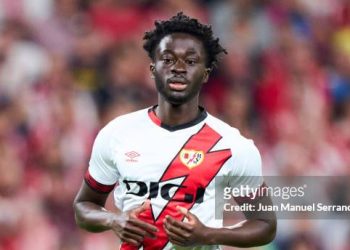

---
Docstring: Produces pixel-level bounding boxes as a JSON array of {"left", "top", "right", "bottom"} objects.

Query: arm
[
  {"left": 73, "top": 181, "right": 158, "bottom": 245},
  {"left": 164, "top": 194, "right": 276, "bottom": 248},
  {"left": 73, "top": 181, "right": 116, "bottom": 232},
  {"left": 206, "top": 219, "right": 276, "bottom": 247},
  {"left": 164, "top": 139, "right": 276, "bottom": 247},
  {"left": 73, "top": 123, "right": 157, "bottom": 245},
  {"left": 203, "top": 194, "right": 276, "bottom": 247}
]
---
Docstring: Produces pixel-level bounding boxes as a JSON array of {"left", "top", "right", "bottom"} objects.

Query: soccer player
[{"left": 73, "top": 12, "right": 276, "bottom": 249}]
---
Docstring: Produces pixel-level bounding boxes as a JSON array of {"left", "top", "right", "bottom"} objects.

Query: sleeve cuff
[{"left": 84, "top": 170, "right": 116, "bottom": 193}]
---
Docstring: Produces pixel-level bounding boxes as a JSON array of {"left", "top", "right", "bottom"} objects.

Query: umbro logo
[{"left": 125, "top": 151, "right": 140, "bottom": 162}]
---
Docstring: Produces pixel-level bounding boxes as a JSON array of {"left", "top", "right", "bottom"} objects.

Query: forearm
[
  {"left": 74, "top": 201, "right": 118, "bottom": 232},
  {"left": 205, "top": 219, "right": 276, "bottom": 247}
]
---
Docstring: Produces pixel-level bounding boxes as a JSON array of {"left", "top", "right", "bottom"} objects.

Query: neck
[{"left": 156, "top": 98, "right": 200, "bottom": 127}]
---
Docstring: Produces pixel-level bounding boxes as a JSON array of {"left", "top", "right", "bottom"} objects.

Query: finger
[
  {"left": 130, "top": 200, "right": 151, "bottom": 217},
  {"left": 176, "top": 205, "right": 188, "bottom": 215},
  {"left": 125, "top": 223, "right": 156, "bottom": 238},
  {"left": 176, "top": 206, "right": 195, "bottom": 224},
  {"left": 119, "top": 234, "right": 141, "bottom": 246},
  {"left": 121, "top": 231, "right": 144, "bottom": 243},
  {"left": 163, "top": 223, "right": 188, "bottom": 243},
  {"left": 168, "top": 237, "right": 186, "bottom": 247},
  {"left": 165, "top": 215, "right": 193, "bottom": 232},
  {"left": 129, "top": 218, "right": 159, "bottom": 234},
  {"left": 163, "top": 219, "right": 190, "bottom": 238}
]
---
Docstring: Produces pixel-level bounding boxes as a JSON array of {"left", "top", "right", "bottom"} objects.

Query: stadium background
[{"left": 0, "top": 0, "right": 350, "bottom": 249}]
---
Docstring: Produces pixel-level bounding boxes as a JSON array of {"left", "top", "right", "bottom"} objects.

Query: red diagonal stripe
[{"left": 121, "top": 124, "right": 232, "bottom": 250}]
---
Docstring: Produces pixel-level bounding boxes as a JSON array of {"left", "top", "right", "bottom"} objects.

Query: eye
[
  {"left": 186, "top": 59, "right": 197, "bottom": 65},
  {"left": 162, "top": 58, "right": 174, "bottom": 65}
]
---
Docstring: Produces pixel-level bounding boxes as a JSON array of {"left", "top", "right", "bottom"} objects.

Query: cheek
[
  {"left": 153, "top": 72, "right": 166, "bottom": 92},
  {"left": 153, "top": 70, "right": 166, "bottom": 85},
  {"left": 191, "top": 68, "right": 207, "bottom": 82},
  {"left": 154, "top": 66, "right": 170, "bottom": 80}
]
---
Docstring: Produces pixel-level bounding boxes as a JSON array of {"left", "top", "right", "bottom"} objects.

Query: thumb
[
  {"left": 176, "top": 206, "right": 195, "bottom": 224},
  {"left": 130, "top": 200, "right": 151, "bottom": 217}
]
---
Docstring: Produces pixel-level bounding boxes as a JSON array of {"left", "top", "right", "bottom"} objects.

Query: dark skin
[
  {"left": 74, "top": 33, "right": 276, "bottom": 247},
  {"left": 150, "top": 33, "right": 211, "bottom": 126},
  {"left": 74, "top": 183, "right": 158, "bottom": 246}
]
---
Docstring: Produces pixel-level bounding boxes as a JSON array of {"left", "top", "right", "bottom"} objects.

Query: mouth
[{"left": 168, "top": 78, "right": 188, "bottom": 91}]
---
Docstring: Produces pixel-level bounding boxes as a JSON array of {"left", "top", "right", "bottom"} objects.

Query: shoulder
[
  {"left": 205, "top": 115, "right": 262, "bottom": 180},
  {"left": 205, "top": 113, "right": 259, "bottom": 156},
  {"left": 101, "top": 108, "right": 150, "bottom": 133},
  {"left": 206, "top": 113, "right": 244, "bottom": 141},
  {"left": 92, "top": 108, "right": 150, "bottom": 146}
]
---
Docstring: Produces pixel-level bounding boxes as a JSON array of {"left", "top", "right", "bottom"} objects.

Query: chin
[
  {"left": 165, "top": 96, "right": 189, "bottom": 105},
  {"left": 164, "top": 89, "right": 200, "bottom": 105},
  {"left": 160, "top": 89, "right": 189, "bottom": 104}
]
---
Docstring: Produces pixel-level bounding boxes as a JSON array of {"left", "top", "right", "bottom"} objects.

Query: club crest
[{"left": 180, "top": 149, "right": 204, "bottom": 169}]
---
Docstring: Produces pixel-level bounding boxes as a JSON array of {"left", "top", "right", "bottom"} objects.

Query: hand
[
  {"left": 163, "top": 206, "right": 210, "bottom": 247},
  {"left": 111, "top": 200, "right": 158, "bottom": 246}
]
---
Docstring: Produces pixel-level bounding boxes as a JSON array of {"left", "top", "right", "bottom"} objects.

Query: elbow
[
  {"left": 262, "top": 219, "right": 277, "bottom": 245},
  {"left": 72, "top": 201, "right": 107, "bottom": 232},
  {"left": 73, "top": 201, "right": 85, "bottom": 229},
  {"left": 73, "top": 207, "right": 93, "bottom": 231}
]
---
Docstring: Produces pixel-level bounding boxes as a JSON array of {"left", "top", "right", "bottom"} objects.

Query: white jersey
[{"left": 85, "top": 106, "right": 263, "bottom": 250}]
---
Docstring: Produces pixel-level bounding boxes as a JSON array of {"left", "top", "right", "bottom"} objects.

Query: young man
[{"left": 74, "top": 13, "right": 276, "bottom": 249}]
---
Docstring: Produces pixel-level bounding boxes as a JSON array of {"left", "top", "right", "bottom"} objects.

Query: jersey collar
[{"left": 148, "top": 105, "right": 207, "bottom": 132}]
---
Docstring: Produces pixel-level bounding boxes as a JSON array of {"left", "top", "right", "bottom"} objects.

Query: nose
[{"left": 171, "top": 59, "right": 187, "bottom": 74}]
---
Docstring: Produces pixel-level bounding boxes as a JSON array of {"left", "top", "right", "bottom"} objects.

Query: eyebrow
[
  {"left": 160, "top": 49, "right": 199, "bottom": 55},
  {"left": 160, "top": 49, "right": 173, "bottom": 54},
  {"left": 185, "top": 50, "right": 199, "bottom": 56}
]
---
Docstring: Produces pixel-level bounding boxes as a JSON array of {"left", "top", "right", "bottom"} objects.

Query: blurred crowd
[{"left": 0, "top": 0, "right": 350, "bottom": 249}]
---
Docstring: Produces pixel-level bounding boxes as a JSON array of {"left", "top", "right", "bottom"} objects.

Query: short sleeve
[
  {"left": 228, "top": 139, "right": 263, "bottom": 192},
  {"left": 84, "top": 125, "right": 119, "bottom": 193}
]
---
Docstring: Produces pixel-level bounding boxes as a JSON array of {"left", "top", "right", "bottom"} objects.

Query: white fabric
[{"left": 88, "top": 107, "right": 263, "bottom": 249}]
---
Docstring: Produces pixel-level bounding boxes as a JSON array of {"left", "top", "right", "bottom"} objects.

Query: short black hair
[{"left": 143, "top": 12, "right": 227, "bottom": 68}]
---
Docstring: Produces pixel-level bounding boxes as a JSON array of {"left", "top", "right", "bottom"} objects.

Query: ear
[
  {"left": 203, "top": 68, "right": 212, "bottom": 83},
  {"left": 150, "top": 63, "right": 155, "bottom": 79}
]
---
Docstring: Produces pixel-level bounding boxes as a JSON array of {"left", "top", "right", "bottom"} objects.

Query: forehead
[{"left": 156, "top": 33, "right": 206, "bottom": 56}]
